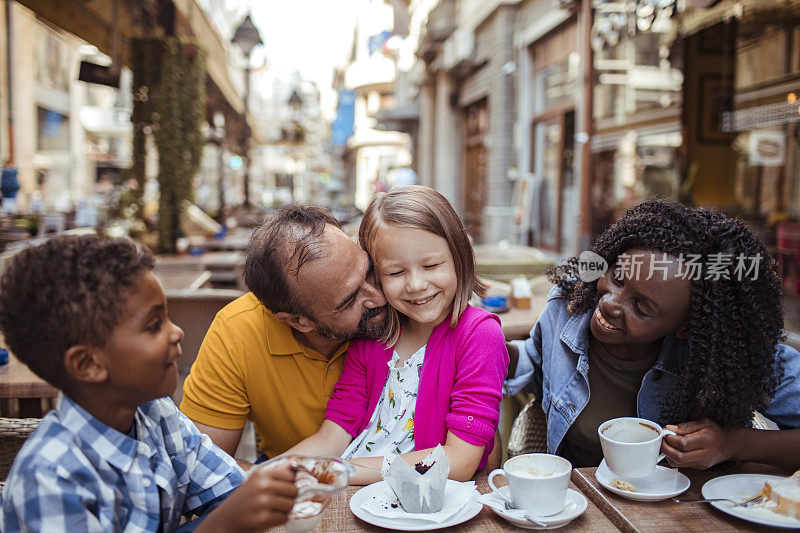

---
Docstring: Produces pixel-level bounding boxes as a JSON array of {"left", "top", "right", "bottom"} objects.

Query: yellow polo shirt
[{"left": 180, "top": 292, "right": 348, "bottom": 458}]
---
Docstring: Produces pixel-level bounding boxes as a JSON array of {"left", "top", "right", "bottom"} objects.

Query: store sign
[
  {"left": 748, "top": 131, "right": 785, "bottom": 167},
  {"left": 78, "top": 61, "right": 120, "bottom": 88}
]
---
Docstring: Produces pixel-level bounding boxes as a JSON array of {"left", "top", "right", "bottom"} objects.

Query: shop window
[
  {"left": 793, "top": 27, "right": 800, "bottom": 75},
  {"left": 637, "top": 144, "right": 680, "bottom": 199},
  {"left": 37, "top": 107, "right": 70, "bottom": 152},
  {"left": 530, "top": 110, "right": 575, "bottom": 252},
  {"left": 537, "top": 55, "right": 578, "bottom": 111},
  {"left": 592, "top": 17, "right": 680, "bottom": 121},
  {"left": 736, "top": 28, "right": 787, "bottom": 89},
  {"left": 633, "top": 32, "right": 660, "bottom": 67},
  {"left": 537, "top": 120, "right": 560, "bottom": 246},
  {"left": 463, "top": 99, "right": 488, "bottom": 242},
  {"left": 34, "top": 25, "right": 70, "bottom": 93}
]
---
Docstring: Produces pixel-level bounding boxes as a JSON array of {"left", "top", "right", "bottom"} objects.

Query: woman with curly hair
[{"left": 505, "top": 199, "right": 800, "bottom": 469}]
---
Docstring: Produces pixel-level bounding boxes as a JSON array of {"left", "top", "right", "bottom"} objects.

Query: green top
[{"left": 559, "top": 334, "right": 660, "bottom": 467}]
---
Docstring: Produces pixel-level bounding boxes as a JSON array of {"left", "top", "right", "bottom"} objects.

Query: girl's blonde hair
[{"left": 359, "top": 185, "right": 488, "bottom": 346}]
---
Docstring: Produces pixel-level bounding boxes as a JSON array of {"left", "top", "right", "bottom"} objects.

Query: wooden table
[
  {"left": 498, "top": 294, "right": 549, "bottom": 340},
  {"left": 203, "top": 235, "right": 251, "bottom": 251},
  {"left": 156, "top": 252, "right": 245, "bottom": 288},
  {"left": 0, "top": 354, "right": 57, "bottom": 417},
  {"left": 274, "top": 474, "right": 619, "bottom": 532},
  {"left": 499, "top": 306, "right": 541, "bottom": 341},
  {"left": 155, "top": 270, "right": 212, "bottom": 291},
  {"left": 572, "top": 464, "right": 790, "bottom": 532}
]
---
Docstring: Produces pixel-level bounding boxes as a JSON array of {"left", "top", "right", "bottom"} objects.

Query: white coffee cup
[
  {"left": 598, "top": 417, "right": 676, "bottom": 479},
  {"left": 487, "top": 453, "right": 572, "bottom": 515}
]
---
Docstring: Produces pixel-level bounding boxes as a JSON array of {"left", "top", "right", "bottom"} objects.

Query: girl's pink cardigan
[{"left": 325, "top": 305, "right": 509, "bottom": 471}]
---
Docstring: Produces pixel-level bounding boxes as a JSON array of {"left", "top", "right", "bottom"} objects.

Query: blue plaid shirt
[{"left": 0, "top": 395, "right": 244, "bottom": 532}]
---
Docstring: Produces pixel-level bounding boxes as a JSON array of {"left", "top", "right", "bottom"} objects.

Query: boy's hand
[
  {"left": 199, "top": 462, "right": 298, "bottom": 532},
  {"left": 661, "top": 418, "right": 732, "bottom": 470}
]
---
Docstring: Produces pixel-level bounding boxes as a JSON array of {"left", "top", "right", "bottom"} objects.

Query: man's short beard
[{"left": 312, "top": 305, "right": 389, "bottom": 341}]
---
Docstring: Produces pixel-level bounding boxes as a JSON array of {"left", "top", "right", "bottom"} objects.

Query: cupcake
[{"left": 383, "top": 445, "right": 450, "bottom": 513}]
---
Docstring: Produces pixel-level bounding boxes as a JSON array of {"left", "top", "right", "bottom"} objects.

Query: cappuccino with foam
[{"left": 601, "top": 420, "right": 660, "bottom": 443}]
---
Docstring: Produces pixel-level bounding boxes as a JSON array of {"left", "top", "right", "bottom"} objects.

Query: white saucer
[
  {"left": 702, "top": 474, "right": 800, "bottom": 529},
  {"left": 349, "top": 480, "right": 482, "bottom": 531},
  {"left": 595, "top": 459, "right": 690, "bottom": 501},
  {"left": 484, "top": 487, "right": 588, "bottom": 530}
]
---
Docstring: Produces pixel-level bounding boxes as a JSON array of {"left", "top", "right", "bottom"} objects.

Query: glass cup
[{"left": 257, "top": 455, "right": 355, "bottom": 533}]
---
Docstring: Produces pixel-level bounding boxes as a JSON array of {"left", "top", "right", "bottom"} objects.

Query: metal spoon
[
  {"left": 502, "top": 502, "right": 548, "bottom": 527},
  {"left": 672, "top": 495, "right": 765, "bottom": 508}
]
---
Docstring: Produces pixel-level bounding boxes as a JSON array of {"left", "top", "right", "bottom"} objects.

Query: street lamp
[
  {"left": 231, "top": 13, "right": 263, "bottom": 208},
  {"left": 210, "top": 112, "right": 226, "bottom": 221}
]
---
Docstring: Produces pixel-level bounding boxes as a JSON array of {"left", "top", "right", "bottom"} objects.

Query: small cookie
[{"left": 610, "top": 479, "right": 637, "bottom": 492}]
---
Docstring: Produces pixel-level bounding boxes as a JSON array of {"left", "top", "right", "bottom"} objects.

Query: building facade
[
  {"left": 0, "top": 0, "right": 267, "bottom": 219},
  {"left": 416, "top": 0, "right": 520, "bottom": 243},
  {"left": 338, "top": 0, "right": 412, "bottom": 210},
  {"left": 402, "top": 0, "right": 799, "bottom": 257},
  {"left": 590, "top": 0, "right": 800, "bottom": 246}
]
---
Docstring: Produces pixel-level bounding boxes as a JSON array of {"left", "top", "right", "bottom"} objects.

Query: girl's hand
[
  {"left": 199, "top": 462, "right": 298, "bottom": 532},
  {"left": 661, "top": 418, "right": 733, "bottom": 470}
]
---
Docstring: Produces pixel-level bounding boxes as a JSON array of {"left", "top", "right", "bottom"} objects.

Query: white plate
[
  {"left": 701, "top": 474, "right": 800, "bottom": 529},
  {"left": 485, "top": 487, "right": 588, "bottom": 530},
  {"left": 595, "top": 459, "right": 690, "bottom": 501},
  {"left": 349, "top": 480, "right": 483, "bottom": 531}
]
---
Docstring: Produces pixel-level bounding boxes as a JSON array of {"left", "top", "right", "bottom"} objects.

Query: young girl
[
  {"left": 506, "top": 199, "right": 800, "bottom": 469},
  {"left": 286, "top": 185, "right": 509, "bottom": 483}
]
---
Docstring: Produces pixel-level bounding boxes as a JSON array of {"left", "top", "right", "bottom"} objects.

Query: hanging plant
[
  {"left": 130, "top": 38, "right": 162, "bottom": 224},
  {"left": 131, "top": 37, "right": 206, "bottom": 253}
]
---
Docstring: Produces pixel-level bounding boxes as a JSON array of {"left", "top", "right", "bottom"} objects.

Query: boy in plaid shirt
[{"left": 0, "top": 235, "right": 298, "bottom": 532}]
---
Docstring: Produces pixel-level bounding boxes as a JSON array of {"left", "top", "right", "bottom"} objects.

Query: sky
[{"left": 248, "top": 0, "right": 365, "bottom": 118}]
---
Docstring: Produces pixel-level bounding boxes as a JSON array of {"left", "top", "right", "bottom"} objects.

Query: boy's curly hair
[
  {"left": 550, "top": 199, "right": 783, "bottom": 427},
  {"left": 0, "top": 235, "right": 154, "bottom": 391}
]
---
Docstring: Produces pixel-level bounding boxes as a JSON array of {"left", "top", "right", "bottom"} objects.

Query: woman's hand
[
  {"left": 199, "top": 462, "right": 298, "bottom": 532},
  {"left": 661, "top": 418, "right": 733, "bottom": 470}
]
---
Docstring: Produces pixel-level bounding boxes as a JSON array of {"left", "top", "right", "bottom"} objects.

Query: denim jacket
[{"left": 505, "top": 288, "right": 800, "bottom": 455}]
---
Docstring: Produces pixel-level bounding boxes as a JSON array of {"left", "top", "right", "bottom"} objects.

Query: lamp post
[
  {"left": 210, "top": 112, "right": 226, "bottom": 222},
  {"left": 287, "top": 89, "right": 304, "bottom": 199},
  {"left": 231, "top": 14, "right": 263, "bottom": 209}
]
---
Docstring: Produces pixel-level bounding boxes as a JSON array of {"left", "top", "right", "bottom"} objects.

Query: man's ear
[
  {"left": 676, "top": 319, "right": 691, "bottom": 340},
  {"left": 63, "top": 345, "right": 109, "bottom": 384},
  {"left": 274, "top": 312, "right": 315, "bottom": 333}
]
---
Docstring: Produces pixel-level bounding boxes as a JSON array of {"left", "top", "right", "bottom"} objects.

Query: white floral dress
[{"left": 341, "top": 345, "right": 425, "bottom": 458}]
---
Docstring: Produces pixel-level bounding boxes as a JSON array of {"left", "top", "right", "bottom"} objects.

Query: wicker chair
[
  {"left": 0, "top": 417, "right": 41, "bottom": 496},
  {"left": 752, "top": 411, "right": 775, "bottom": 430},
  {"left": 506, "top": 395, "right": 548, "bottom": 457}
]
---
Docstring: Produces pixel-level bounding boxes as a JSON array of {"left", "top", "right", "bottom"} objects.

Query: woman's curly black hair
[
  {"left": 0, "top": 235, "right": 154, "bottom": 392},
  {"left": 550, "top": 199, "right": 783, "bottom": 428}
]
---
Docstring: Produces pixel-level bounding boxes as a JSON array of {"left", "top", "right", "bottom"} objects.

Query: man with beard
[{"left": 180, "top": 204, "right": 389, "bottom": 466}]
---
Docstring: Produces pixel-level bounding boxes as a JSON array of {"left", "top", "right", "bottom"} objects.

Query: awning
[
  {"left": 16, "top": 0, "right": 265, "bottom": 143},
  {"left": 681, "top": 0, "right": 800, "bottom": 37}
]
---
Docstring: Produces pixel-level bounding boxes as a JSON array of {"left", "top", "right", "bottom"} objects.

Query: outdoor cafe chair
[
  {"left": 0, "top": 417, "right": 40, "bottom": 496},
  {"left": 506, "top": 394, "right": 548, "bottom": 458}
]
